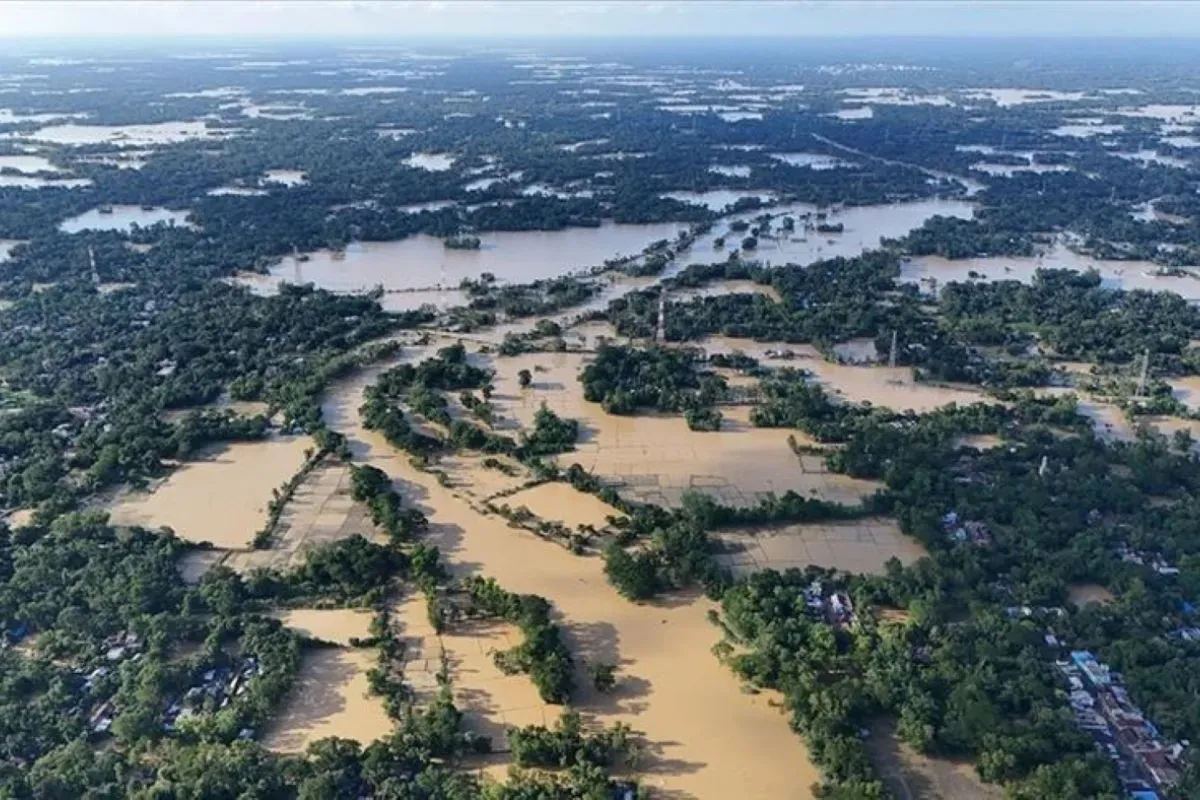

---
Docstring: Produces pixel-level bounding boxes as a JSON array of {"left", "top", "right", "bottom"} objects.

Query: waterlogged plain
[
  {"left": 263, "top": 611, "right": 391, "bottom": 753},
  {"left": 488, "top": 350, "right": 882, "bottom": 508},
  {"left": 262, "top": 647, "right": 391, "bottom": 753},
  {"left": 903, "top": 242, "right": 1200, "bottom": 301},
  {"left": 319, "top": 364, "right": 823, "bottom": 799},
  {"left": 108, "top": 436, "right": 313, "bottom": 549},
  {"left": 59, "top": 205, "right": 192, "bottom": 233},
  {"left": 21, "top": 120, "right": 234, "bottom": 146},
  {"left": 392, "top": 592, "right": 559, "bottom": 759},
  {"left": 699, "top": 336, "right": 987, "bottom": 414},
  {"left": 499, "top": 481, "right": 625, "bottom": 528},
  {"left": 238, "top": 222, "right": 689, "bottom": 295},
  {"left": 716, "top": 518, "right": 928, "bottom": 577},
  {"left": 675, "top": 197, "right": 975, "bottom": 271}
]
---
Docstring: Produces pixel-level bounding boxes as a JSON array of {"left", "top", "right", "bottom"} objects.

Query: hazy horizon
[{"left": 3, "top": 1, "right": 1200, "bottom": 42}]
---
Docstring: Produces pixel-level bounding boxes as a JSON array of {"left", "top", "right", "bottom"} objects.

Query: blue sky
[{"left": 2, "top": 1, "right": 1199, "bottom": 40}]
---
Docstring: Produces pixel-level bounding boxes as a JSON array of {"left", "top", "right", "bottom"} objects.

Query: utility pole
[
  {"left": 292, "top": 244, "right": 302, "bottom": 284},
  {"left": 88, "top": 246, "right": 99, "bottom": 286},
  {"left": 1136, "top": 349, "right": 1151, "bottom": 397},
  {"left": 888, "top": 330, "right": 898, "bottom": 369},
  {"left": 656, "top": 289, "right": 666, "bottom": 343},
  {"left": 439, "top": 259, "right": 448, "bottom": 314}
]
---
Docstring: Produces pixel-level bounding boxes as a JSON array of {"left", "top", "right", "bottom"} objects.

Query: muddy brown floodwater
[
  {"left": 487, "top": 350, "right": 882, "bottom": 508},
  {"left": 262, "top": 648, "right": 391, "bottom": 753},
  {"left": 393, "top": 592, "right": 559, "bottom": 775},
  {"left": 716, "top": 518, "right": 928, "bottom": 577},
  {"left": 903, "top": 242, "right": 1200, "bottom": 302},
  {"left": 236, "top": 221, "right": 689, "bottom": 297},
  {"left": 108, "top": 436, "right": 313, "bottom": 549},
  {"left": 263, "top": 609, "right": 391, "bottom": 753},
  {"left": 500, "top": 481, "right": 625, "bottom": 529},
  {"left": 1067, "top": 584, "right": 1115, "bottom": 608},
  {"left": 320, "top": 361, "right": 822, "bottom": 799},
  {"left": 699, "top": 337, "right": 987, "bottom": 415}
]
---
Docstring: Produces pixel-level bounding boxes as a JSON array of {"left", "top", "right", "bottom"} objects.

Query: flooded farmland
[
  {"left": 488, "top": 350, "right": 883, "bottom": 508},
  {"left": 903, "top": 243, "right": 1200, "bottom": 301},
  {"left": 320, "top": 362, "right": 823, "bottom": 799},
  {"left": 274, "top": 607, "right": 373, "bottom": 646},
  {"left": 108, "top": 435, "right": 313, "bottom": 549},
  {"left": 393, "top": 592, "right": 558, "bottom": 758},
  {"left": 699, "top": 337, "right": 988, "bottom": 414},
  {"left": 262, "top": 646, "right": 391, "bottom": 753},
  {"left": 716, "top": 518, "right": 928, "bottom": 577},
  {"left": 500, "top": 481, "right": 625, "bottom": 529}
]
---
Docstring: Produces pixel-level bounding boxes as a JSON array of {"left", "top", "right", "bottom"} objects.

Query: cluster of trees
[
  {"left": 581, "top": 342, "right": 727, "bottom": 414},
  {"left": 0, "top": 280, "right": 416, "bottom": 515},
  {"left": 939, "top": 268, "right": 1200, "bottom": 372},
  {"left": 892, "top": 214, "right": 1036, "bottom": 259},
  {"left": 722, "top": 568, "right": 1121, "bottom": 798},
  {"left": 348, "top": 463, "right": 429, "bottom": 545},
  {"left": 507, "top": 708, "right": 636, "bottom": 771},
  {"left": 462, "top": 577, "right": 575, "bottom": 704},
  {"left": 463, "top": 274, "right": 598, "bottom": 319},
  {"left": 520, "top": 404, "right": 579, "bottom": 456}
]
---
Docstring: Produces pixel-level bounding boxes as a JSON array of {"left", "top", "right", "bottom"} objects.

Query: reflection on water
[
  {"left": 962, "top": 88, "right": 1088, "bottom": 107},
  {"left": 0, "top": 108, "right": 86, "bottom": 124},
  {"left": 404, "top": 152, "right": 456, "bottom": 171},
  {"left": 970, "top": 162, "right": 1071, "bottom": 176},
  {"left": 23, "top": 120, "right": 232, "bottom": 146},
  {"left": 59, "top": 205, "right": 192, "bottom": 233},
  {"left": 769, "top": 152, "right": 854, "bottom": 169},
  {"left": 0, "top": 154, "right": 60, "bottom": 173},
  {"left": 661, "top": 189, "right": 777, "bottom": 211},
  {"left": 0, "top": 174, "right": 90, "bottom": 188},
  {"left": 707, "top": 164, "right": 750, "bottom": 178},
  {"left": 0, "top": 239, "right": 26, "bottom": 262},
  {"left": 718, "top": 111, "right": 763, "bottom": 122},
  {"left": 1117, "top": 149, "right": 1191, "bottom": 168},
  {"left": 903, "top": 243, "right": 1200, "bottom": 301},
  {"left": 828, "top": 106, "right": 873, "bottom": 120},
  {"left": 1162, "top": 135, "right": 1200, "bottom": 149},
  {"left": 263, "top": 169, "right": 307, "bottom": 186},
  {"left": 243, "top": 221, "right": 689, "bottom": 293},
  {"left": 1051, "top": 123, "right": 1123, "bottom": 138},
  {"left": 207, "top": 185, "right": 268, "bottom": 197},
  {"left": 675, "top": 197, "right": 975, "bottom": 270}
]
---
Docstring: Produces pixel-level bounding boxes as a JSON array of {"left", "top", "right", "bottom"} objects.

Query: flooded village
[{"left": 1, "top": 20, "right": 1200, "bottom": 800}]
